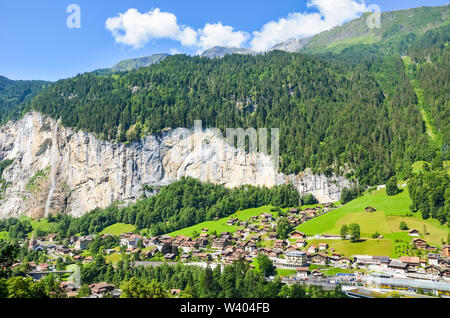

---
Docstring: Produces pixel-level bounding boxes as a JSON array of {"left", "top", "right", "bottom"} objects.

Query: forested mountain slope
[
  {"left": 294, "top": 5, "right": 449, "bottom": 54},
  {"left": 24, "top": 50, "right": 433, "bottom": 187},
  {"left": 0, "top": 76, "right": 49, "bottom": 125}
]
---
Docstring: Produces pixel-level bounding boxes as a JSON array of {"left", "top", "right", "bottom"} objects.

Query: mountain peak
[{"left": 201, "top": 46, "right": 255, "bottom": 58}]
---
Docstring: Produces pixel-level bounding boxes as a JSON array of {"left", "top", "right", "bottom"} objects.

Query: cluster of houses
[
  {"left": 352, "top": 252, "right": 450, "bottom": 280},
  {"left": 14, "top": 203, "right": 450, "bottom": 297}
]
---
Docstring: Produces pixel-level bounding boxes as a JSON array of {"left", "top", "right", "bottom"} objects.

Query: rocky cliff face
[{"left": 0, "top": 112, "right": 351, "bottom": 219}]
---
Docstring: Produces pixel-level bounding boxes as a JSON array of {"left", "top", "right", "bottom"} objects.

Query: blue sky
[{"left": 0, "top": 0, "right": 448, "bottom": 81}]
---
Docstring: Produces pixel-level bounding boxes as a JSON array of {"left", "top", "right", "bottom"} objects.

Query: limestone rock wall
[{"left": 0, "top": 112, "right": 351, "bottom": 218}]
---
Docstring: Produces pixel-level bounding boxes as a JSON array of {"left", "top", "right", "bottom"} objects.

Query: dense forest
[
  {"left": 0, "top": 76, "right": 49, "bottom": 125},
  {"left": 26, "top": 49, "right": 434, "bottom": 186},
  {"left": 408, "top": 161, "right": 450, "bottom": 225}
]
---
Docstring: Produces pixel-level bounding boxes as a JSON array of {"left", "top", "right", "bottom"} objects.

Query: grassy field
[
  {"left": 16, "top": 216, "right": 59, "bottom": 238},
  {"left": 105, "top": 252, "right": 123, "bottom": 264},
  {"left": 296, "top": 187, "right": 449, "bottom": 256},
  {"left": 308, "top": 238, "right": 394, "bottom": 257},
  {"left": 167, "top": 205, "right": 275, "bottom": 237},
  {"left": 100, "top": 223, "right": 136, "bottom": 236}
]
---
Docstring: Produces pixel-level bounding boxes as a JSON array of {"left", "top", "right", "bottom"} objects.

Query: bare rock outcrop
[{"left": 0, "top": 112, "right": 351, "bottom": 218}]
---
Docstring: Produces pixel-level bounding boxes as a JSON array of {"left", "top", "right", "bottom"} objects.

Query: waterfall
[{"left": 44, "top": 124, "right": 58, "bottom": 217}]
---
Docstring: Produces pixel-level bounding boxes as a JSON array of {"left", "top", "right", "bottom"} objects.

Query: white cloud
[
  {"left": 197, "top": 23, "right": 249, "bottom": 51},
  {"left": 106, "top": 1, "right": 369, "bottom": 53},
  {"left": 105, "top": 8, "right": 198, "bottom": 49},
  {"left": 106, "top": 9, "right": 248, "bottom": 52},
  {"left": 250, "top": 0, "right": 367, "bottom": 52}
]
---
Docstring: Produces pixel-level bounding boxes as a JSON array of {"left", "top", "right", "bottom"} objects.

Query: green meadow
[
  {"left": 100, "top": 223, "right": 136, "bottom": 236},
  {"left": 296, "top": 187, "right": 449, "bottom": 251},
  {"left": 167, "top": 205, "right": 276, "bottom": 237}
]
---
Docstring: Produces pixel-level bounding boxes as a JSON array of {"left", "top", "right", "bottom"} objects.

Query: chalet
[
  {"left": 287, "top": 245, "right": 299, "bottom": 252},
  {"left": 442, "top": 245, "right": 450, "bottom": 258},
  {"left": 318, "top": 243, "right": 328, "bottom": 251},
  {"left": 164, "top": 253, "right": 176, "bottom": 261},
  {"left": 296, "top": 239, "right": 307, "bottom": 248},
  {"left": 321, "top": 234, "right": 341, "bottom": 240},
  {"left": 73, "top": 255, "right": 84, "bottom": 262},
  {"left": 28, "top": 236, "right": 38, "bottom": 250},
  {"left": 412, "top": 238, "right": 428, "bottom": 250},
  {"left": 181, "top": 241, "right": 197, "bottom": 253},
  {"left": 400, "top": 256, "right": 420, "bottom": 272},
  {"left": 275, "top": 239, "right": 287, "bottom": 247},
  {"left": 172, "top": 239, "right": 183, "bottom": 248},
  {"left": 141, "top": 250, "right": 155, "bottom": 259},
  {"left": 289, "top": 208, "right": 299, "bottom": 214},
  {"left": 442, "top": 269, "right": 450, "bottom": 281},
  {"left": 296, "top": 267, "right": 310, "bottom": 279},
  {"left": 288, "top": 218, "right": 300, "bottom": 227},
  {"left": 261, "top": 213, "right": 273, "bottom": 220},
  {"left": 426, "top": 246, "right": 438, "bottom": 252},
  {"left": 420, "top": 259, "right": 428, "bottom": 267},
  {"left": 245, "top": 242, "right": 257, "bottom": 253},
  {"left": 54, "top": 246, "right": 71, "bottom": 255},
  {"left": 46, "top": 233, "right": 58, "bottom": 242},
  {"left": 388, "top": 260, "right": 408, "bottom": 274},
  {"left": 227, "top": 218, "right": 238, "bottom": 226},
  {"left": 438, "top": 258, "right": 450, "bottom": 268},
  {"left": 199, "top": 233, "right": 209, "bottom": 239},
  {"left": 273, "top": 242, "right": 284, "bottom": 250},
  {"left": 428, "top": 253, "right": 440, "bottom": 266},
  {"left": 197, "top": 253, "right": 212, "bottom": 262},
  {"left": 311, "top": 270, "right": 323, "bottom": 278},
  {"left": 290, "top": 230, "right": 306, "bottom": 240},
  {"left": 364, "top": 206, "right": 376, "bottom": 213},
  {"left": 121, "top": 236, "right": 141, "bottom": 249},
  {"left": 196, "top": 237, "right": 209, "bottom": 248},
  {"left": 353, "top": 255, "right": 389, "bottom": 270},
  {"left": 60, "top": 281, "right": 78, "bottom": 297},
  {"left": 181, "top": 253, "right": 191, "bottom": 261},
  {"left": 201, "top": 228, "right": 209, "bottom": 233},
  {"left": 37, "top": 263, "right": 48, "bottom": 271},
  {"left": 211, "top": 236, "right": 230, "bottom": 250},
  {"left": 83, "top": 256, "right": 94, "bottom": 264},
  {"left": 307, "top": 245, "right": 318, "bottom": 254},
  {"left": 424, "top": 265, "right": 441, "bottom": 279},
  {"left": 408, "top": 229, "right": 420, "bottom": 237},
  {"left": 75, "top": 236, "right": 94, "bottom": 250},
  {"left": 250, "top": 235, "right": 261, "bottom": 242},
  {"left": 309, "top": 253, "right": 328, "bottom": 265},
  {"left": 89, "top": 282, "right": 115, "bottom": 296},
  {"left": 269, "top": 249, "right": 283, "bottom": 258},
  {"left": 336, "top": 257, "right": 352, "bottom": 267},
  {"left": 268, "top": 232, "right": 278, "bottom": 240},
  {"left": 158, "top": 235, "right": 174, "bottom": 244},
  {"left": 372, "top": 256, "right": 390, "bottom": 269},
  {"left": 330, "top": 253, "right": 341, "bottom": 260}
]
